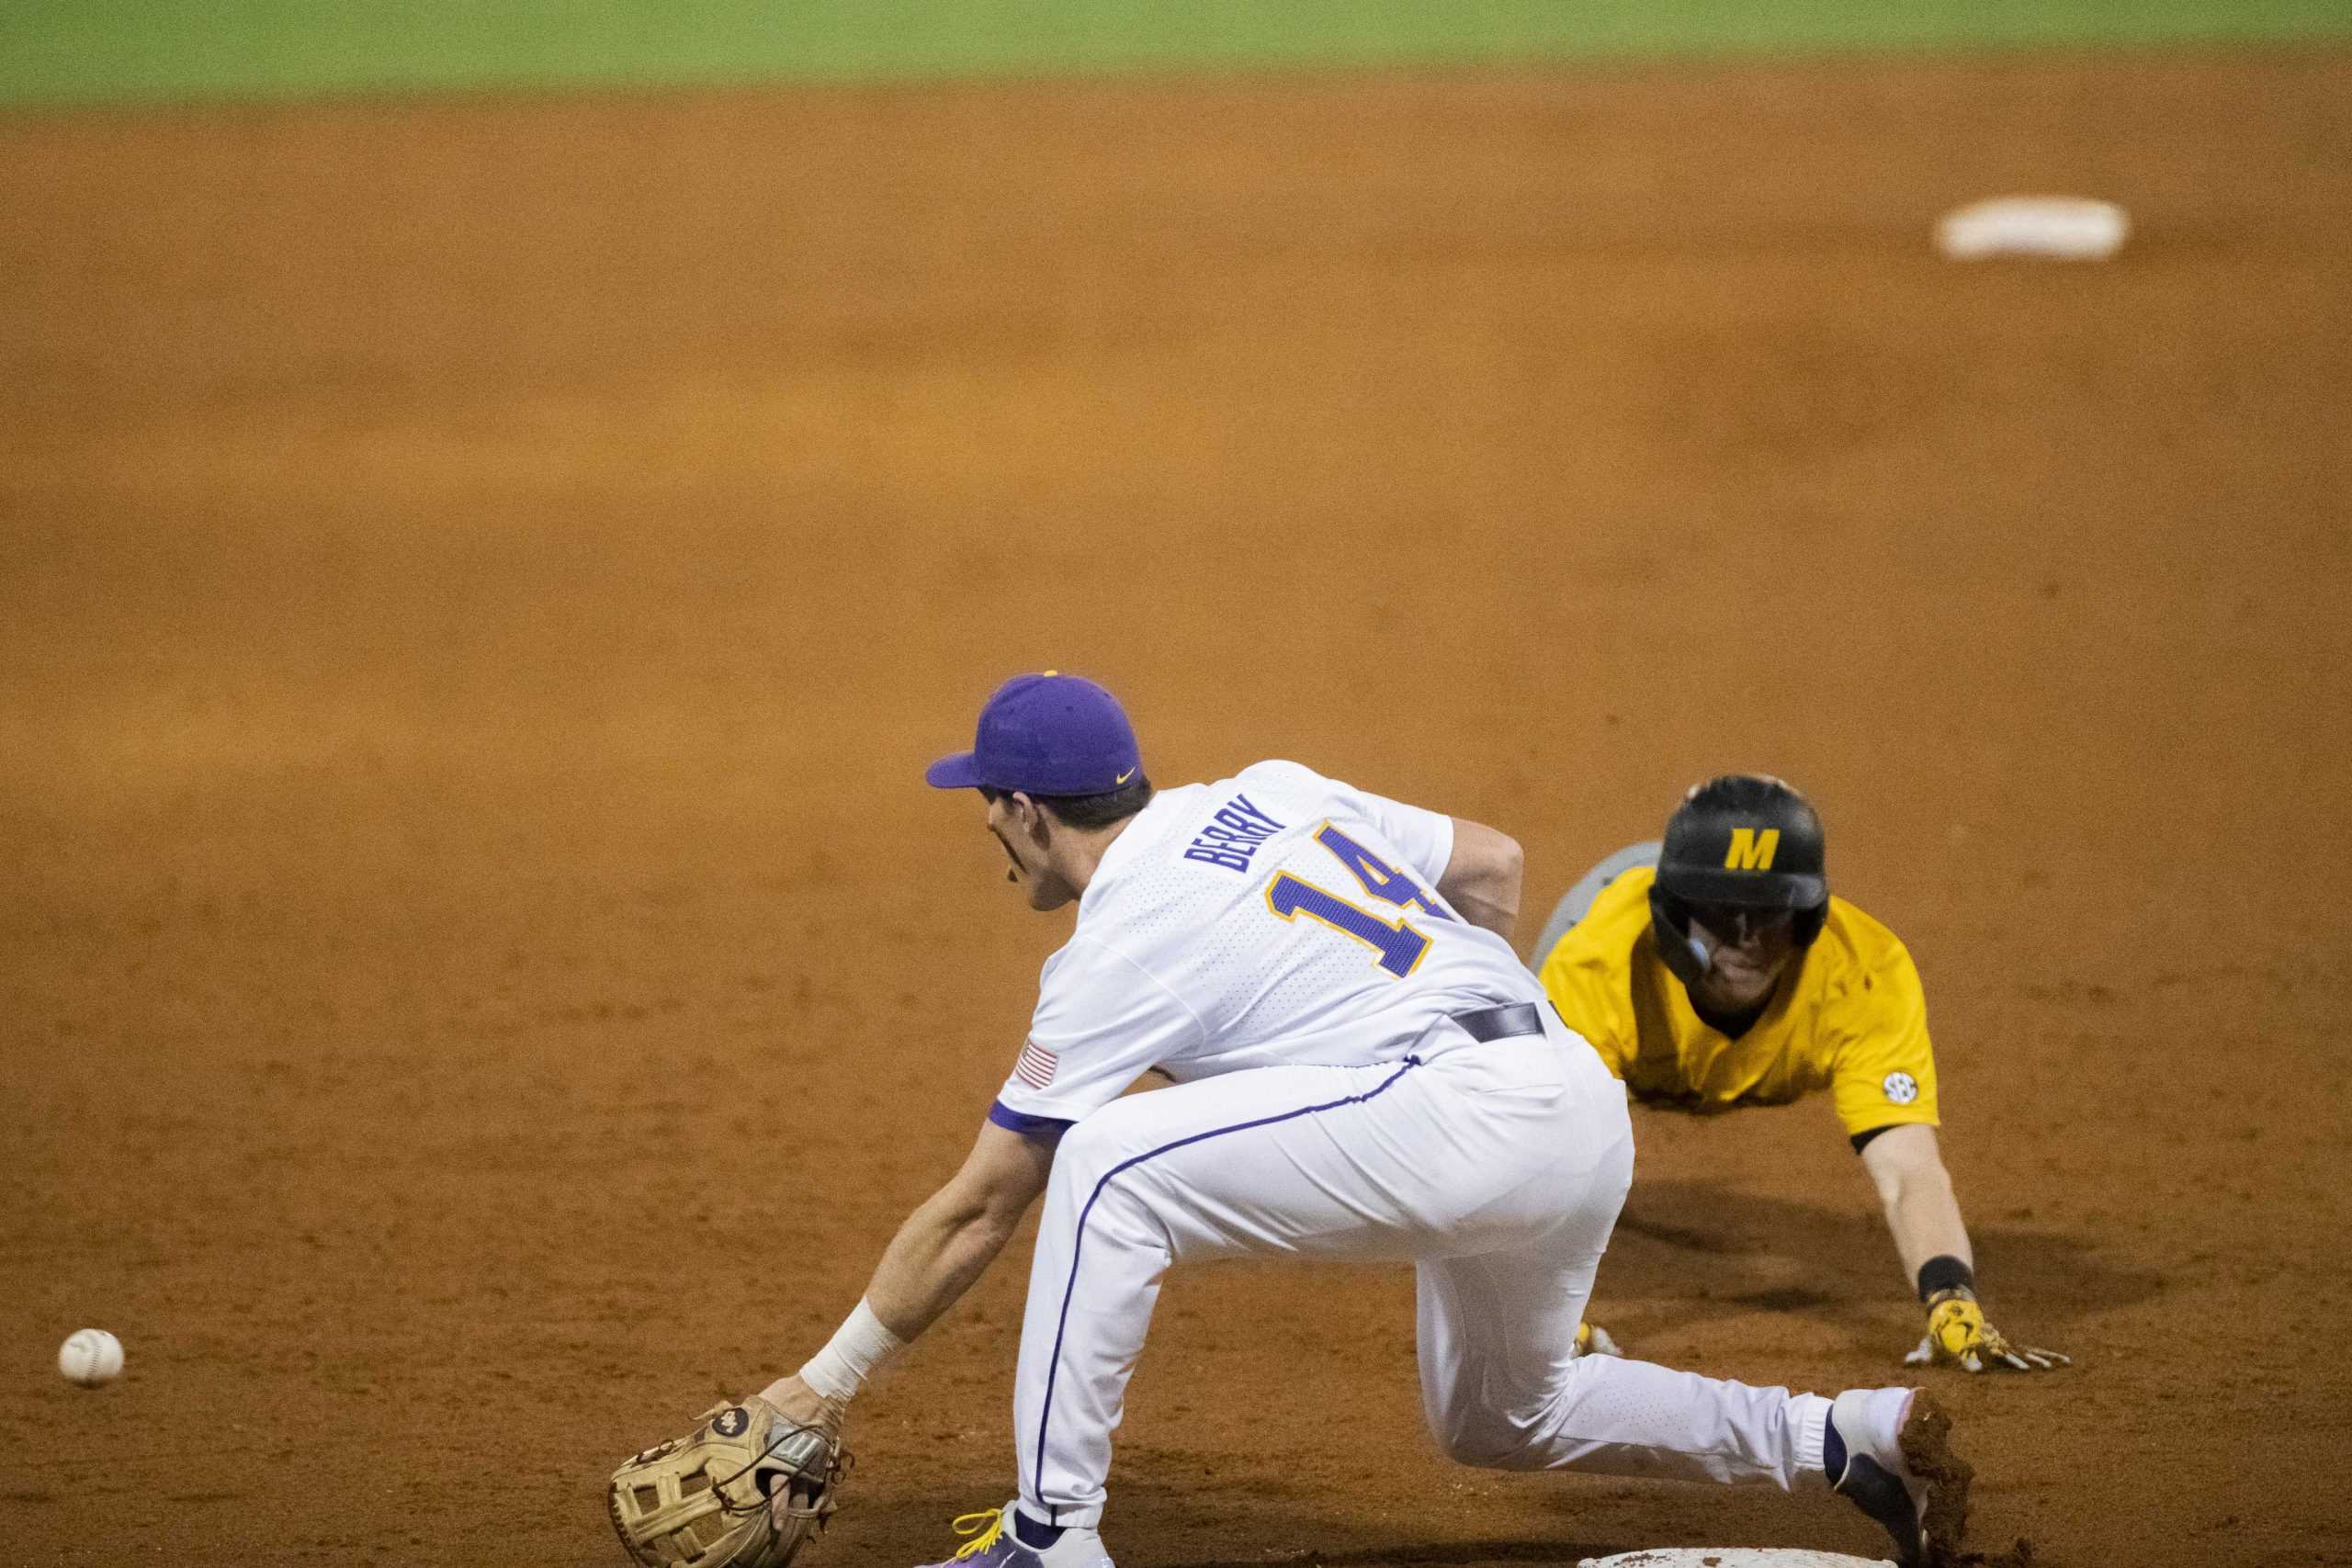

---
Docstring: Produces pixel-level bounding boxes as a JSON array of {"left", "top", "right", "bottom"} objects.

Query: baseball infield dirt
[{"left": 3, "top": 48, "right": 2347, "bottom": 1568}]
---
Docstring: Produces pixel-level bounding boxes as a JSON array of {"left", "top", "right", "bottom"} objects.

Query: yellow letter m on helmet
[{"left": 1724, "top": 827, "right": 1781, "bottom": 871}]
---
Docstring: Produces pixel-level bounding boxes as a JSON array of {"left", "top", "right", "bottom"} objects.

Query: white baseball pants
[{"left": 1011, "top": 1012, "right": 1831, "bottom": 1530}]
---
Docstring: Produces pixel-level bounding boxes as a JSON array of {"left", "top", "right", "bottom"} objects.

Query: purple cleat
[{"left": 916, "top": 1504, "right": 1114, "bottom": 1568}]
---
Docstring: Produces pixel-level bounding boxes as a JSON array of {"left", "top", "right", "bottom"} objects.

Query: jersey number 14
[{"left": 1264, "top": 823, "right": 1452, "bottom": 978}]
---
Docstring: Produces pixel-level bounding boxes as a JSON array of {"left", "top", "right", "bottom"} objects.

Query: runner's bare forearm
[{"left": 1862, "top": 1125, "right": 1973, "bottom": 1285}]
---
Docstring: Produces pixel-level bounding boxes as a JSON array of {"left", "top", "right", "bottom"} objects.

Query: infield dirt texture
[{"left": 5, "top": 46, "right": 2350, "bottom": 1568}]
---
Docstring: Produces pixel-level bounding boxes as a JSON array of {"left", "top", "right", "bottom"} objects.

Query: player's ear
[{"left": 1009, "top": 791, "right": 1049, "bottom": 840}]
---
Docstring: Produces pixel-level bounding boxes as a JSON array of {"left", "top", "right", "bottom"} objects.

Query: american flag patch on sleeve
[{"left": 1014, "top": 1042, "right": 1058, "bottom": 1090}]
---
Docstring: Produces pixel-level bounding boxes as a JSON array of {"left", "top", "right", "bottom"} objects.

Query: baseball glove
[{"left": 608, "top": 1396, "right": 848, "bottom": 1568}]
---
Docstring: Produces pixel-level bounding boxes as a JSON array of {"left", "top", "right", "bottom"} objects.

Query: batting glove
[
  {"left": 1904, "top": 1290, "right": 2069, "bottom": 1372},
  {"left": 1574, "top": 1319, "right": 1623, "bottom": 1358}
]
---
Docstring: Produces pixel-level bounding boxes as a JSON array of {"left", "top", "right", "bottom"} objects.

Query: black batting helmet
[{"left": 1648, "top": 774, "right": 1829, "bottom": 984}]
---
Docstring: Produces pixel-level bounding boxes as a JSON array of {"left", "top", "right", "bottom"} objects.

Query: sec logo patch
[{"left": 1882, "top": 1071, "right": 1919, "bottom": 1105}]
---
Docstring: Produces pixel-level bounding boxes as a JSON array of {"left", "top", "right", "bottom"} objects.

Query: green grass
[{"left": 6, "top": 0, "right": 2351, "bottom": 107}]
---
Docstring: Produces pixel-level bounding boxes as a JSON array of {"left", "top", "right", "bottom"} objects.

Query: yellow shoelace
[{"left": 949, "top": 1508, "right": 1009, "bottom": 1561}]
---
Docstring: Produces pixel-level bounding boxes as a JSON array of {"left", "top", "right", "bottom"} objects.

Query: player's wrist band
[
  {"left": 797, "top": 1296, "right": 909, "bottom": 1402},
  {"left": 1916, "top": 1255, "right": 1975, "bottom": 1303}
]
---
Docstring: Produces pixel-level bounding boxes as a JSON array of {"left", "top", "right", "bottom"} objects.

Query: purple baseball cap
[{"left": 925, "top": 671, "right": 1142, "bottom": 795}]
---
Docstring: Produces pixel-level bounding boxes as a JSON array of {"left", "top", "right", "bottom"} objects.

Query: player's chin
[
  {"left": 1020, "top": 874, "right": 1077, "bottom": 912},
  {"left": 1702, "top": 966, "right": 1774, "bottom": 1007}
]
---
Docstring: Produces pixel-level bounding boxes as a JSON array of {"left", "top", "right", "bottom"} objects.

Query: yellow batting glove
[
  {"left": 1574, "top": 1319, "right": 1623, "bottom": 1358},
  {"left": 1905, "top": 1291, "right": 2069, "bottom": 1372}
]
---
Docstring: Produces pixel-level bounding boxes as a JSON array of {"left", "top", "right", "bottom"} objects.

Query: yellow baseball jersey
[{"left": 1537, "top": 866, "right": 1939, "bottom": 1139}]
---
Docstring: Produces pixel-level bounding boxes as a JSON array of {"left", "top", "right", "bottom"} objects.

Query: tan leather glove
[
  {"left": 608, "top": 1396, "right": 848, "bottom": 1568},
  {"left": 1904, "top": 1290, "right": 2069, "bottom": 1372}
]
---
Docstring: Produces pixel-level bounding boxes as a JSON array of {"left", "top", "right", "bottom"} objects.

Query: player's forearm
[
  {"left": 768, "top": 1197, "right": 1017, "bottom": 1417},
  {"left": 1448, "top": 881, "right": 1520, "bottom": 942},
  {"left": 1439, "top": 821, "right": 1523, "bottom": 942},
  {"left": 864, "top": 1183, "right": 1029, "bottom": 1341},
  {"left": 769, "top": 1160, "right": 1042, "bottom": 1420},
  {"left": 1880, "top": 1163, "right": 1973, "bottom": 1285}
]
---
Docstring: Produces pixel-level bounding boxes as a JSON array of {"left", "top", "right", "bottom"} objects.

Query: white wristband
[{"left": 797, "top": 1297, "right": 908, "bottom": 1403}]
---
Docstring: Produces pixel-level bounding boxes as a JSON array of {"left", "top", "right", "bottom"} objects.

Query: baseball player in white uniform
[{"left": 754, "top": 673, "right": 1971, "bottom": 1568}]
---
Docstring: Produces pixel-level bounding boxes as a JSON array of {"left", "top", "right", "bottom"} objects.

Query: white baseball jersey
[{"left": 990, "top": 760, "right": 1547, "bottom": 1132}]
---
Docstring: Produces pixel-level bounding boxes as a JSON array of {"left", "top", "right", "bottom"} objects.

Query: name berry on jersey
[{"left": 1181, "top": 794, "right": 1287, "bottom": 873}]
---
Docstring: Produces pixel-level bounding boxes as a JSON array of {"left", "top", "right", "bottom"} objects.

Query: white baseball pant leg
[
  {"left": 1010, "top": 1020, "right": 1826, "bottom": 1532},
  {"left": 1414, "top": 1118, "right": 1829, "bottom": 1488}
]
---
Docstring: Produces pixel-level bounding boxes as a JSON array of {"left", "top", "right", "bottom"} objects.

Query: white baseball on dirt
[{"left": 58, "top": 1328, "right": 124, "bottom": 1387}]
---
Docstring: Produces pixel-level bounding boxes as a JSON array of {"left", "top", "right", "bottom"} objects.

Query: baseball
[{"left": 58, "top": 1328, "right": 124, "bottom": 1387}]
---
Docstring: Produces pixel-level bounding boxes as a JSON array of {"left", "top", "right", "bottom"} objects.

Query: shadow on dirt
[
  {"left": 1598, "top": 1176, "right": 2161, "bottom": 1344},
  {"left": 1157, "top": 1540, "right": 1623, "bottom": 1568},
  {"left": 860, "top": 1480, "right": 1629, "bottom": 1568}
]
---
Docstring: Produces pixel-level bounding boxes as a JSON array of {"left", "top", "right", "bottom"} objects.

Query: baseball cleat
[
  {"left": 917, "top": 1503, "right": 1115, "bottom": 1568},
  {"left": 1827, "top": 1388, "right": 1972, "bottom": 1568}
]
